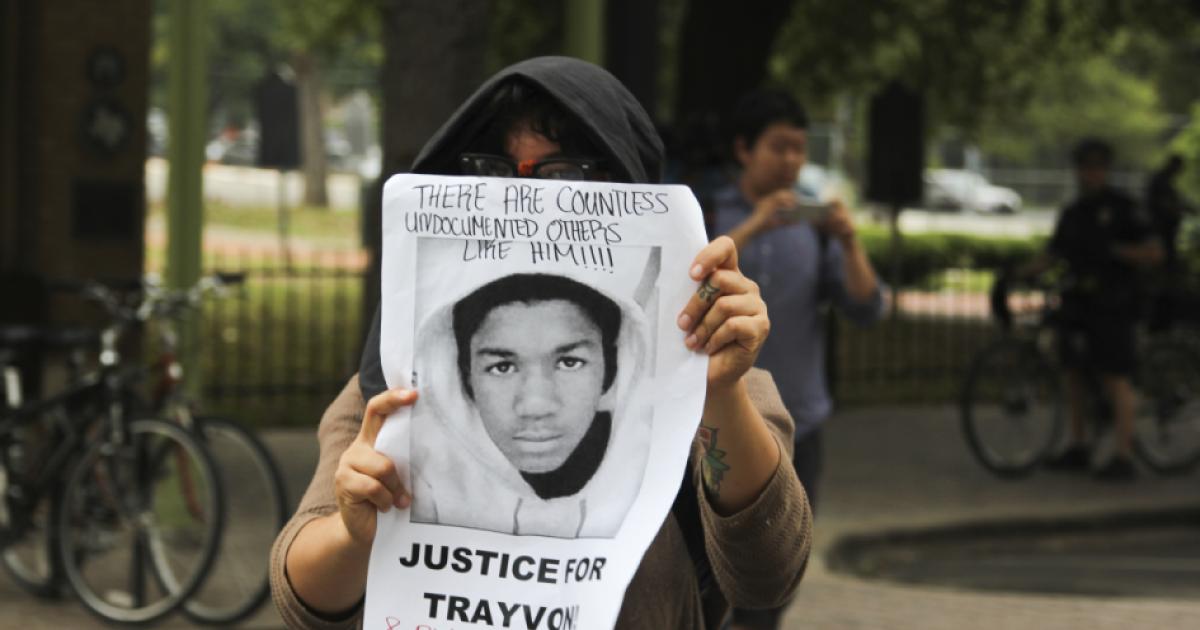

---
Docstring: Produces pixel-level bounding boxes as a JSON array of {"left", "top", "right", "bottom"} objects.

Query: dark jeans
[{"left": 727, "top": 427, "right": 823, "bottom": 629}]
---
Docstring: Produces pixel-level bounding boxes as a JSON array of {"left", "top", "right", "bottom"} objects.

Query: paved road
[
  {"left": 2, "top": 407, "right": 1196, "bottom": 628},
  {"left": 783, "top": 406, "right": 1200, "bottom": 630}
]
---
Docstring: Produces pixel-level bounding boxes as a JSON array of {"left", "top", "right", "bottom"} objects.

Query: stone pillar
[
  {"left": 2, "top": 0, "right": 151, "bottom": 321},
  {"left": 1, "top": 1, "right": 35, "bottom": 277}
]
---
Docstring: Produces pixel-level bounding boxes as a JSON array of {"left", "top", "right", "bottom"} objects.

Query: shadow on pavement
[{"left": 828, "top": 498, "right": 1200, "bottom": 599}]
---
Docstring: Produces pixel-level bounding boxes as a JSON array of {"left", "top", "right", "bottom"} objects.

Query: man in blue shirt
[{"left": 715, "top": 89, "right": 884, "bottom": 630}]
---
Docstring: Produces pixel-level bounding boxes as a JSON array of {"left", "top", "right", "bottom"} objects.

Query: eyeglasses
[{"left": 459, "top": 153, "right": 603, "bottom": 181}]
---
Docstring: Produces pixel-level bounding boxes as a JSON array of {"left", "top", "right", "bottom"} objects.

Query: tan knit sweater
[{"left": 269, "top": 370, "right": 811, "bottom": 629}]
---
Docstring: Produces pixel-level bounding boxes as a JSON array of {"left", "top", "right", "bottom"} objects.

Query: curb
[{"left": 826, "top": 503, "right": 1200, "bottom": 591}]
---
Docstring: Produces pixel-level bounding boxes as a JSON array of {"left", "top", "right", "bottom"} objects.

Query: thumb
[{"left": 360, "top": 388, "right": 418, "bottom": 445}]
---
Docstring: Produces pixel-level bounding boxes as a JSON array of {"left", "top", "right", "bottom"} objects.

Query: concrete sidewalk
[
  {"left": 783, "top": 406, "right": 1200, "bottom": 630},
  {"left": 1, "top": 405, "right": 1196, "bottom": 628}
]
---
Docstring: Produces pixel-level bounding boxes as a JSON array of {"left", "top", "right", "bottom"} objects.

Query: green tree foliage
[
  {"left": 856, "top": 227, "right": 1047, "bottom": 286},
  {"left": 485, "top": 0, "right": 564, "bottom": 75},
  {"left": 152, "top": 0, "right": 382, "bottom": 206},
  {"left": 978, "top": 50, "right": 1168, "bottom": 168},
  {"left": 268, "top": 0, "right": 383, "bottom": 96},
  {"left": 152, "top": 0, "right": 275, "bottom": 123},
  {"left": 152, "top": 0, "right": 381, "bottom": 129},
  {"left": 769, "top": 0, "right": 1081, "bottom": 124},
  {"left": 766, "top": 0, "right": 1198, "bottom": 168},
  {"left": 1170, "top": 102, "right": 1200, "bottom": 203},
  {"left": 204, "top": 0, "right": 277, "bottom": 125}
]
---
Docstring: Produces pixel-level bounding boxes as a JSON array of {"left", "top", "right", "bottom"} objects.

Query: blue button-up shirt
[{"left": 713, "top": 183, "right": 884, "bottom": 436}]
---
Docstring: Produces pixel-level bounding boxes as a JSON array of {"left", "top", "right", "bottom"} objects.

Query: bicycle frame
[
  {"left": 139, "top": 274, "right": 241, "bottom": 422},
  {"left": 0, "top": 329, "right": 142, "bottom": 546},
  {"left": 989, "top": 270, "right": 1199, "bottom": 455},
  {"left": 149, "top": 321, "right": 195, "bottom": 421}
]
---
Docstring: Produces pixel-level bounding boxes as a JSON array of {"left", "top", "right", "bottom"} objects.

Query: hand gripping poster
[{"left": 367, "top": 173, "right": 709, "bottom": 630}]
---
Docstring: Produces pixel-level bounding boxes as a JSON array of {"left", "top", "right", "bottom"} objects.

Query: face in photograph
[{"left": 467, "top": 299, "right": 608, "bottom": 474}]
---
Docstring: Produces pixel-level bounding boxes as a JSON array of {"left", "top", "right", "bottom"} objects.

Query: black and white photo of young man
[
  {"left": 408, "top": 243, "right": 657, "bottom": 538},
  {"left": 456, "top": 274, "right": 619, "bottom": 485}
]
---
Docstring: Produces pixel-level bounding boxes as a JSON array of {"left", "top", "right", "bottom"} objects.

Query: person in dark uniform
[
  {"left": 1028, "top": 138, "right": 1164, "bottom": 480},
  {"left": 1146, "top": 154, "right": 1188, "bottom": 268},
  {"left": 1145, "top": 154, "right": 1190, "bottom": 330}
]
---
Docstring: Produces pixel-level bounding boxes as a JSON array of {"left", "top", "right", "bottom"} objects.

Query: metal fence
[
  {"left": 195, "top": 248, "right": 367, "bottom": 427},
  {"left": 187, "top": 249, "right": 1000, "bottom": 426},
  {"left": 192, "top": 274, "right": 1200, "bottom": 419},
  {"left": 179, "top": 241, "right": 1019, "bottom": 425},
  {"left": 832, "top": 289, "right": 998, "bottom": 406}
]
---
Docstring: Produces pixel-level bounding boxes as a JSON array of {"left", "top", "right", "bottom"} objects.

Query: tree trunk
[
  {"left": 672, "top": 0, "right": 796, "bottom": 217},
  {"left": 363, "top": 0, "right": 492, "bottom": 332},
  {"left": 378, "top": 0, "right": 491, "bottom": 178},
  {"left": 294, "top": 50, "right": 328, "bottom": 208},
  {"left": 606, "top": 0, "right": 660, "bottom": 118},
  {"left": 674, "top": 0, "right": 796, "bottom": 126}
]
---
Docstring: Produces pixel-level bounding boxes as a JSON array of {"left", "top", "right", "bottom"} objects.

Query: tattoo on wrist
[{"left": 697, "top": 425, "right": 731, "bottom": 496}]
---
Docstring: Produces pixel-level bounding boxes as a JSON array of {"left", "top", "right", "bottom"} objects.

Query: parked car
[
  {"left": 204, "top": 125, "right": 364, "bottom": 172},
  {"left": 924, "top": 169, "right": 1022, "bottom": 214}
]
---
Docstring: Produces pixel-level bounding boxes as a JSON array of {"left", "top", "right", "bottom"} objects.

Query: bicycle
[
  {"left": 960, "top": 271, "right": 1200, "bottom": 478},
  {"left": 134, "top": 273, "right": 289, "bottom": 625},
  {"left": 0, "top": 281, "right": 225, "bottom": 624},
  {"left": 0, "top": 324, "right": 92, "bottom": 597}
]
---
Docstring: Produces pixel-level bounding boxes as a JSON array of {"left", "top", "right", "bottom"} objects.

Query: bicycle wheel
[
  {"left": 961, "top": 339, "right": 1063, "bottom": 477},
  {"left": 1, "top": 490, "right": 61, "bottom": 598},
  {"left": 2, "top": 405, "right": 71, "bottom": 599},
  {"left": 1135, "top": 338, "right": 1200, "bottom": 474},
  {"left": 180, "top": 416, "right": 288, "bottom": 625},
  {"left": 56, "top": 418, "right": 224, "bottom": 624}
]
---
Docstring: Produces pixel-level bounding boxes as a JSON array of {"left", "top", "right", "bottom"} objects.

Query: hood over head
[{"left": 360, "top": 56, "right": 663, "bottom": 400}]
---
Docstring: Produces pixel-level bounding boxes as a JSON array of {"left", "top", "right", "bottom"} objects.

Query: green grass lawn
[
  {"left": 142, "top": 204, "right": 367, "bottom": 428},
  {"left": 148, "top": 201, "right": 360, "bottom": 242}
]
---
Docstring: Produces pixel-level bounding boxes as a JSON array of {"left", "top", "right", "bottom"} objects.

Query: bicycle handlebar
[
  {"left": 50, "top": 274, "right": 245, "bottom": 326},
  {"left": 138, "top": 273, "right": 244, "bottom": 321},
  {"left": 989, "top": 267, "right": 1076, "bottom": 331}
]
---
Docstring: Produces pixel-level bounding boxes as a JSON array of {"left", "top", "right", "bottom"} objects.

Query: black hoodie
[{"left": 358, "top": 56, "right": 664, "bottom": 401}]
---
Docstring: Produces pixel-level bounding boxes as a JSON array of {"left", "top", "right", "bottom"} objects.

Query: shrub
[{"left": 857, "top": 226, "right": 1047, "bottom": 287}]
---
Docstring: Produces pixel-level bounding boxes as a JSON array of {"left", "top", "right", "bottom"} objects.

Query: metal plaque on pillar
[{"left": 71, "top": 179, "right": 140, "bottom": 239}]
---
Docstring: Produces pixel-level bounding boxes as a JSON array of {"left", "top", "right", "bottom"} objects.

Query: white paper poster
[{"left": 367, "top": 174, "right": 709, "bottom": 630}]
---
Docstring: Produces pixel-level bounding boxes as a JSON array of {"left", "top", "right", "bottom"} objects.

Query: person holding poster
[{"left": 270, "top": 57, "right": 811, "bottom": 630}]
